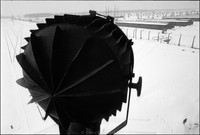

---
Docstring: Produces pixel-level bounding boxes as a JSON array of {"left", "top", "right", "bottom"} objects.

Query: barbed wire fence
[{"left": 121, "top": 27, "right": 199, "bottom": 49}]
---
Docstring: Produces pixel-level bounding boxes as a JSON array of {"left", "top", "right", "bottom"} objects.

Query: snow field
[
  {"left": 1, "top": 19, "right": 199, "bottom": 134},
  {"left": 101, "top": 39, "right": 199, "bottom": 134},
  {"left": 132, "top": 40, "right": 199, "bottom": 134},
  {"left": 1, "top": 19, "right": 58, "bottom": 134}
]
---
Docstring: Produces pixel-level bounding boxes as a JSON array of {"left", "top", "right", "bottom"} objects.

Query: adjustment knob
[{"left": 129, "top": 76, "right": 142, "bottom": 97}]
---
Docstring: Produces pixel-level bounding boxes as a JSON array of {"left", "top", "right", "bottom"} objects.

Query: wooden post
[
  {"left": 148, "top": 31, "right": 151, "bottom": 40},
  {"left": 135, "top": 28, "right": 137, "bottom": 39},
  {"left": 157, "top": 32, "right": 160, "bottom": 41},
  {"left": 126, "top": 29, "right": 128, "bottom": 37},
  {"left": 140, "top": 30, "right": 143, "bottom": 39},
  {"left": 133, "top": 29, "right": 135, "bottom": 38},
  {"left": 11, "top": 15, "right": 14, "bottom": 25},
  {"left": 178, "top": 34, "right": 182, "bottom": 46},
  {"left": 191, "top": 36, "right": 196, "bottom": 48},
  {"left": 167, "top": 33, "right": 171, "bottom": 44}
]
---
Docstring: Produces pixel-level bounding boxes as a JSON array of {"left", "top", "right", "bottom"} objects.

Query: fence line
[{"left": 123, "top": 28, "right": 199, "bottom": 49}]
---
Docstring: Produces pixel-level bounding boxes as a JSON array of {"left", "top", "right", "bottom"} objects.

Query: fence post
[
  {"left": 157, "top": 32, "right": 160, "bottom": 41},
  {"left": 126, "top": 29, "right": 128, "bottom": 37},
  {"left": 167, "top": 33, "right": 171, "bottom": 44},
  {"left": 191, "top": 36, "right": 196, "bottom": 48},
  {"left": 148, "top": 31, "right": 151, "bottom": 40},
  {"left": 178, "top": 34, "right": 182, "bottom": 46},
  {"left": 135, "top": 28, "right": 137, "bottom": 39},
  {"left": 140, "top": 30, "right": 143, "bottom": 39}
]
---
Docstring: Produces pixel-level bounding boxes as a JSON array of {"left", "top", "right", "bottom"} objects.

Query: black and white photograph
[{"left": 1, "top": 0, "right": 199, "bottom": 134}]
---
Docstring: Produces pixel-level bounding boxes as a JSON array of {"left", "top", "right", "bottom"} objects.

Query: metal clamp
[{"left": 89, "top": 10, "right": 114, "bottom": 22}]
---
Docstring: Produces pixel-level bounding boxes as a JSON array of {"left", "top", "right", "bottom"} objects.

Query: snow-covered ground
[
  {"left": 1, "top": 19, "right": 199, "bottom": 134},
  {"left": 1, "top": 19, "right": 58, "bottom": 134}
]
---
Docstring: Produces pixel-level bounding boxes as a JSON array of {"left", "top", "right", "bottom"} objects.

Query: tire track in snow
[
  {"left": 2, "top": 26, "right": 13, "bottom": 63},
  {"left": 2, "top": 21, "right": 31, "bottom": 132}
]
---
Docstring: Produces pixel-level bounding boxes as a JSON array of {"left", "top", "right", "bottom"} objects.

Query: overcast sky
[{"left": 1, "top": 1, "right": 199, "bottom": 16}]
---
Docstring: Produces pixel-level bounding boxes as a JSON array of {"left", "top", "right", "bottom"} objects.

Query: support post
[
  {"left": 135, "top": 28, "right": 137, "bottom": 39},
  {"left": 140, "top": 30, "right": 143, "bottom": 39},
  {"left": 191, "top": 36, "right": 196, "bottom": 48},
  {"left": 148, "top": 31, "right": 151, "bottom": 40},
  {"left": 126, "top": 29, "right": 128, "bottom": 37},
  {"left": 157, "top": 32, "right": 160, "bottom": 41},
  {"left": 178, "top": 34, "right": 182, "bottom": 46},
  {"left": 167, "top": 33, "right": 171, "bottom": 44}
]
